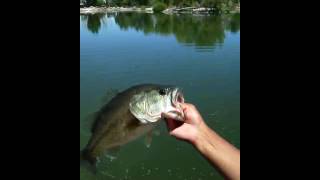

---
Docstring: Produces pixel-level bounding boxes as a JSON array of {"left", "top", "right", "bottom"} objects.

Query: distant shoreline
[
  {"left": 80, "top": 7, "right": 153, "bottom": 14},
  {"left": 80, "top": 5, "right": 240, "bottom": 15}
]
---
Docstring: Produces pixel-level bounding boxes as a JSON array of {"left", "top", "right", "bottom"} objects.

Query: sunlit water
[{"left": 80, "top": 12, "right": 240, "bottom": 180}]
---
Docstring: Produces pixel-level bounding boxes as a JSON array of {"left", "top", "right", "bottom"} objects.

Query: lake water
[{"left": 80, "top": 12, "right": 240, "bottom": 180}]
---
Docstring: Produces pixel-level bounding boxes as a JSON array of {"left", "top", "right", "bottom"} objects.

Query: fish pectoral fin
[
  {"left": 144, "top": 130, "right": 153, "bottom": 148},
  {"left": 153, "top": 129, "right": 161, "bottom": 136},
  {"left": 82, "top": 112, "right": 97, "bottom": 132}
]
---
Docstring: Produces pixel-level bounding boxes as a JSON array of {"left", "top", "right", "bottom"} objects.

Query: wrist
[{"left": 192, "top": 122, "right": 213, "bottom": 152}]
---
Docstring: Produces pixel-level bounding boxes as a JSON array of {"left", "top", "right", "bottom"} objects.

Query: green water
[{"left": 80, "top": 12, "right": 240, "bottom": 180}]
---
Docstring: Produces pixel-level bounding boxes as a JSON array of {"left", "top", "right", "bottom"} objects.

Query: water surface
[{"left": 80, "top": 12, "right": 240, "bottom": 180}]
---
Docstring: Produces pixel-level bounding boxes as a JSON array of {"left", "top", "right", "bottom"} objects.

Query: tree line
[{"left": 81, "top": 0, "right": 240, "bottom": 13}]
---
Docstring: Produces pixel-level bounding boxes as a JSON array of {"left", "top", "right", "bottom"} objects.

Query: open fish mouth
[
  {"left": 129, "top": 86, "right": 186, "bottom": 123},
  {"left": 163, "top": 88, "right": 185, "bottom": 121},
  {"left": 171, "top": 88, "right": 185, "bottom": 107}
]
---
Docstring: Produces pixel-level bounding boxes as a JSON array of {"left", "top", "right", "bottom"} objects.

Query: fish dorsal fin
[
  {"left": 91, "top": 111, "right": 101, "bottom": 133},
  {"left": 81, "top": 112, "right": 98, "bottom": 133},
  {"left": 101, "top": 88, "right": 119, "bottom": 103},
  {"left": 89, "top": 88, "right": 119, "bottom": 133}
]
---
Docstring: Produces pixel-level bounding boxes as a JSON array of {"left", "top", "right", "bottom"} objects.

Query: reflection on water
[
  {"left": 80, "top": 13, "right": 111, "bottom": 34},
  {"left": 81, "top": 13, "right": 240, "bottom": 48},
  {"left": 80, "top": 12, "right": 239, "bottom": 180}
]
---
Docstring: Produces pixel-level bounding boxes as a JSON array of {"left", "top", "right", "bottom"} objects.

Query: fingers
[
  {"left": 179, "top": 103, "right": 195, "bottom": 121},
  {"left": 170, "top": 123, "right": 196, "bottom": 142},
  {"left": 170, "top": 125, "right": 187, "bottom": 137},
  {"left": 180, "top": 103, "right": 197, "bottom": 112},
  {"left": 165, "top": 118, "right": 176, "bottom": 131},
  {"left": 162, "top": 111, "right": 184, "bottom": 122},
  {"left": 179, "top": 103, "right": 191, "bottom": 110},
  {"left": 163, "top": 115, "right": 184, "bottom": 132}
]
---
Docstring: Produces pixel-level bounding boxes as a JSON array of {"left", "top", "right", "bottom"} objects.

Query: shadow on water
[{"left": 80, "top": 13, "right": 240, "bottom": 48}]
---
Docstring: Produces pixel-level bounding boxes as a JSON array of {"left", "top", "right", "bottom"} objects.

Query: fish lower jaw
[
  {"left": 135, "top": 114, "right": 160, "bottom": 124},
  {"left": 162, "top": 110, "right": 184, "bottom": 121}
]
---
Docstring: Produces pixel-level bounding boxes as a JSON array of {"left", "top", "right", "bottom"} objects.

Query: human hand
[
  {"left": 163, "top": 103, "right": 240, "bottom": 180},
  {"left": 163, "top": 103, "right": 206, "bottom": 144}
]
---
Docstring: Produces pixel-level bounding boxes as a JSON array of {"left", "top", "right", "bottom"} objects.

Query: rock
[{"left": 163, "top": 7, "right": 215, "bottom": 14}]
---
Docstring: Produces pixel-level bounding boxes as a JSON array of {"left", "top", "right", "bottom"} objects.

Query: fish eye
[{"left": 159, "top": 88, "right": 167, "bottom": 95}]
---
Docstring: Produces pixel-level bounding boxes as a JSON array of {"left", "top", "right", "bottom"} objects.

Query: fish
[{"left": 80, "top": 84, "right": 185, "bottom": 170}]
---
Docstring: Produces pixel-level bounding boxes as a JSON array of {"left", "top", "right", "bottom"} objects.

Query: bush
[
  {"left": 153, "top": 2, "right": 167, "bottom": 13},
  {"left": 95, "top": 0, "right": 105, "bottom": 6},
  {"left": 140, "top": 5, "right": 146, "bottom": 10},
  {"left": 86, "top": 0, "right": 105, "bottom": 6}
]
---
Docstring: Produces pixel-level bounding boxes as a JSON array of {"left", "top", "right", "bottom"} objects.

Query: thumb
[{"left": 170, "top": 123, "right": 194, "bottom": 140}]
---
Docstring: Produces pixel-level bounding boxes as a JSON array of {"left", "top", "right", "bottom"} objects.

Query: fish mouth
[
  {"left": 162, "top": 88, "right": 185, "bottom": 121},
  {"left": 173, "top": 88, "right": 185, "bottom": 106}
]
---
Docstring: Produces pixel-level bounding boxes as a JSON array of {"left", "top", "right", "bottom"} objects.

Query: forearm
[{"left": 193, "top": 123, "right": 240, "bottom": 180}]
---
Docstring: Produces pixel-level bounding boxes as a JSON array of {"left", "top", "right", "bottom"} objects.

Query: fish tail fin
[{"left": 80, "top": 149, "right": 97, "bottom": 174}]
